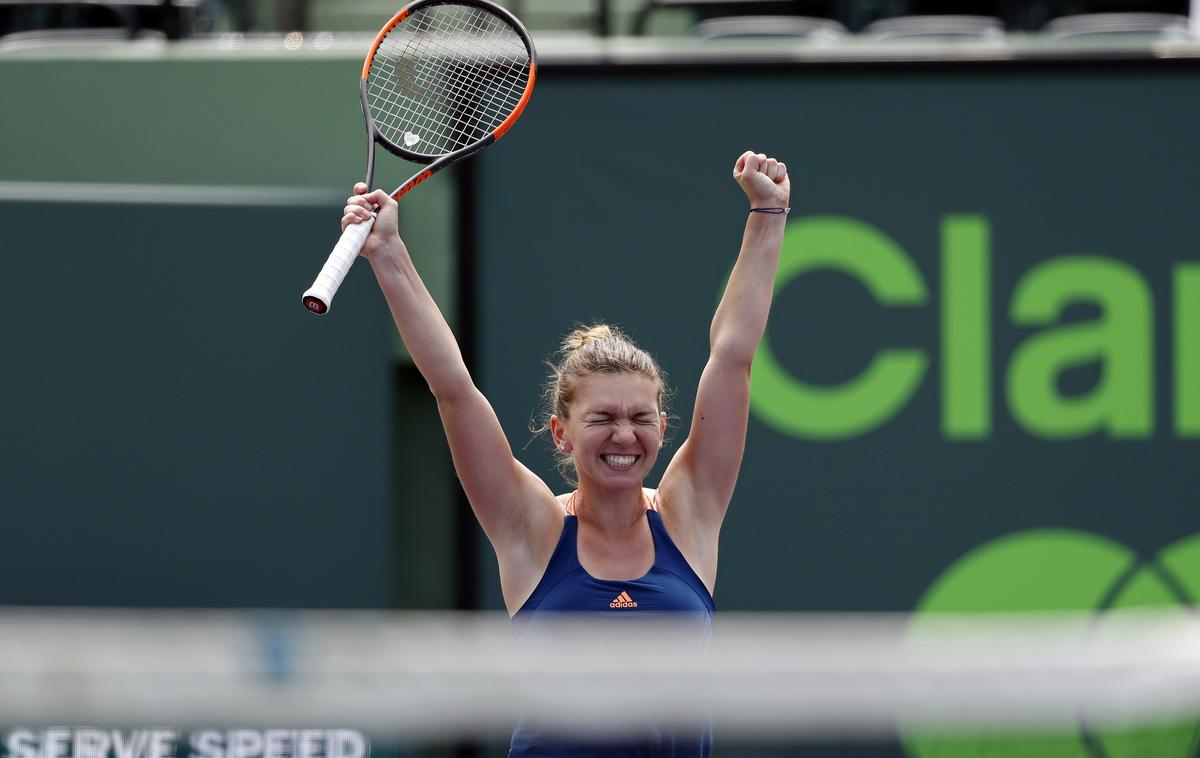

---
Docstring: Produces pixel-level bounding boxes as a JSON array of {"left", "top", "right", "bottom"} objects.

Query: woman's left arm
[{"left": 661, "top": 151, "right": 789, "bottom": 530}]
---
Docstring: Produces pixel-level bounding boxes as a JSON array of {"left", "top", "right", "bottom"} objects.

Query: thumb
[
  {"left": 364, "top": 188, "right": 393, "bottom": 210},
  {"left": 733, "top": 150, "right": 753, "bottom": 176}
]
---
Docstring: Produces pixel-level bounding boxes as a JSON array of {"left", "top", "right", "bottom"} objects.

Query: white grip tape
[{"left": 302, "top": 214, "right": 376, "bottom": 314}]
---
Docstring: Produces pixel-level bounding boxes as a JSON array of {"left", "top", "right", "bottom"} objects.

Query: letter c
[{"left": 750, "top": 217, "right": 929, "bottom": 439}]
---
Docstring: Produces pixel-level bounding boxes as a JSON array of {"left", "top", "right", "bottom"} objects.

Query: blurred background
[{"left": 1, "top": 0, "right": 1198, "bottom": 756}]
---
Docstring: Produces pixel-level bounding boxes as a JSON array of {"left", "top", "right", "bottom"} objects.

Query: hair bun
[{"left": 561, "top": 324, "right": 616, "bottom": 353}]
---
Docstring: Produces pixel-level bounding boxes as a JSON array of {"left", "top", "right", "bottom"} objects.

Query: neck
[{"left": 569, "top": 485, "right": 648, "bottom": 531}]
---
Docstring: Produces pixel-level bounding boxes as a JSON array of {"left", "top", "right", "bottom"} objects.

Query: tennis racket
[{"left": 302, "top": 0, "right": 536, "bottom": 315}]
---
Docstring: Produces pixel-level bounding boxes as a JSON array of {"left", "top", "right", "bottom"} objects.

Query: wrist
[{"left": 365, "top": 238, "right": 408, "bottom": 267}]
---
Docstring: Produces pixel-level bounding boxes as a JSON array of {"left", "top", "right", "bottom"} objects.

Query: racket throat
[{"left": 361, "top": 79, "right": 378, "bottom": 188}]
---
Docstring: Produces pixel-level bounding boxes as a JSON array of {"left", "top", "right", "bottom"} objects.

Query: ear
[
  {"left": 659, "top": 411, "right": 668, "bottom": 447},
  {"left": 550, "top": 414, "right": 572, "bottom": 453}
]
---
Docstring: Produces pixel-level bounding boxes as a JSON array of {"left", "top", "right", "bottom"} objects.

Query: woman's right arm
[{"left": 345, "top": 185, "right": 562, "bottom": 560}]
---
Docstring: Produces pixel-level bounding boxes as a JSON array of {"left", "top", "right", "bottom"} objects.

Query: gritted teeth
[{"left": 602, "top": 454, "right": 638, "bottom": 469}]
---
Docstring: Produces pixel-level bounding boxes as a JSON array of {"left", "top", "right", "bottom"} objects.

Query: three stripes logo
[{"left": 609, "top": 591, "right": 638, "bottom": 609}]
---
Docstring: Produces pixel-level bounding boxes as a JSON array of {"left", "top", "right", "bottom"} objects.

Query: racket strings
[
  {"left": 383, "top": 20, "right": 527, "bottom": 149},
  {"left": 366, "top": 3, "right": 531, "bottom": 157},
  {"left": 375, "top": 45, "right": 520, "bottom": 154},
  {"left": 390, "top": 14, "right": 527, "bottom": 113},
  {"left": 378, "top": 50, "right": 519, "bottom": 149}
]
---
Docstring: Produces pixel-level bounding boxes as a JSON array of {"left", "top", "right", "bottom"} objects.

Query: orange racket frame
[{"left": 303, "top": 0, "right": 537, "bottom": 315}]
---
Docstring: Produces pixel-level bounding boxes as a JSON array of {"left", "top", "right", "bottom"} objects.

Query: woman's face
[{"left": 554, "top": 372, "right": 666, "bottom": 492}]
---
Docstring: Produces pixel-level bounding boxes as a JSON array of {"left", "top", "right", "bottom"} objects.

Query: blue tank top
[{"left": 509, "top": 508, "right": 715, "bottom": 758}]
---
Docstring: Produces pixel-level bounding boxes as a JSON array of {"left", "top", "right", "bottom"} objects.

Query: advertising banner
[{"left": 473, "top": 62, "right": 1200, "bottom": 618}]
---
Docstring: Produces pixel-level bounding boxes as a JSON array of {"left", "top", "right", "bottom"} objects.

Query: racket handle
[{"left": 302, "top": 214, "right": 376, "bottom": 315}]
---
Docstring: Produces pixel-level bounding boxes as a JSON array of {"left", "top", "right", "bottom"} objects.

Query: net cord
[{"left": 2, "top": 609, "right": 1199, "bottom": 741}]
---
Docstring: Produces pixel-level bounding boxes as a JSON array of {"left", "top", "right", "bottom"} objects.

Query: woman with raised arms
[{"left": 342, "top": 150, "right": 789, "bottom": 757}]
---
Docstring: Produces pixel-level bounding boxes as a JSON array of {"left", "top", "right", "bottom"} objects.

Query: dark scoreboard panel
[{"left": 0, "top": 198, "right": 394, "bottom": 608}]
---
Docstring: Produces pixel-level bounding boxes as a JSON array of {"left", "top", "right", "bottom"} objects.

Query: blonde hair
[{"left": 536, "top": 324, "right": 669, "bottom": 485}]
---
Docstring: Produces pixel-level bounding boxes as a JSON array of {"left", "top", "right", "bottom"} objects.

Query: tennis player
[{"left": 343, "top": 150, "right": 788, "bottom": 756}]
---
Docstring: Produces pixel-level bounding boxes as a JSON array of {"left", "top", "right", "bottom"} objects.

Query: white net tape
[{"left": 2, "top": 609, "right": 1199, "bottom": 741}]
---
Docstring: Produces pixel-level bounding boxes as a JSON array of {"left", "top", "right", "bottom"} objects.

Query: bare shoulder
[
  {"left": 649, "top": 479, "right": 720, "bottom": 594},
  {"left": 524, "top": 490, "right": 570, "bottom": 563},
  {"left": 494, "top": 488, "right": 569, "bottom": 615},
  {"left": 553, "top": 491, "right": 574, "bottom": 515},
  {"left": 497, "top": 486, "right": 567, "bottom": 560},
  {"left": 652, "top": 476, "right": 700, "bottom": 533}
]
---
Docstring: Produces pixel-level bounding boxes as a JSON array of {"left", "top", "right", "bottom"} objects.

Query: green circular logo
[{"left": 905, "top": 529, "right": 1200, "bottom": 757}]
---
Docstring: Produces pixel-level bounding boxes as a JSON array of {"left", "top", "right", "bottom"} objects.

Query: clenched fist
[{"left": 733, "top": 151, "right": 790, "bottom": 210}]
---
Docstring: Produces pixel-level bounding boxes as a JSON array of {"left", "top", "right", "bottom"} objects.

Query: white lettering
[
  {"left": 149, "top": 731, "right": 176, "bottom": 758},
  {"left": 44, "top": 730, "right": 72, "bottom": 758},
  {"left": 189, "top": 731, "right": 223, "bottom": 758},
  {"left": 0, "top": 727, "right": 368, "bottom": 758},
  {"left": 112, "top": 730, "right": 151, "bottom": 758},
  {"left": 75, "top": 730, "right": 111, "bottom": 758},
  {"left": 262, "top": 731, "right": 290, "bottom": 758},
  {"left": 295, "top": 732, "right": 322, "bottom": 758},
  {"left": 6, "top": 730, "right": 39, "bottom": 758},
  {"left": 226, "top": 731, "right": 263, "bottom": 758},
  {"left": 326, "top": 731, "right": 365, "bottom": 758}
]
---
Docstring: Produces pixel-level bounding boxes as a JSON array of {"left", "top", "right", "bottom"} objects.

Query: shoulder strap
[
  {"left": 645, "top": 510, "right": 715, "bottom": 606},
  {"left": 513, "top": 516, "right": 580, "bottom": 621}
]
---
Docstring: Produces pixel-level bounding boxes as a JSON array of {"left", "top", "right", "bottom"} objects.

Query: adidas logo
[{"left": 609, "top": 591, "right": 638, "bottom": 609}]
